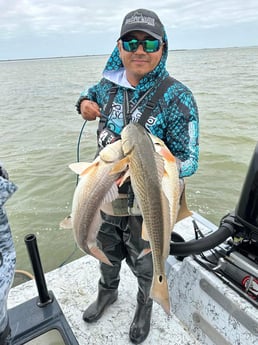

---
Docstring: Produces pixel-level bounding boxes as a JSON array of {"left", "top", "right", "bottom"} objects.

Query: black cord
[
  {"left": 75, "top": 120, "right": 87, "bottom": 185},
  {"left": 77, "top": 120, "right": 87, "bottom": 163},
  {"left": 59, "top": 120, "right": 88, "bottom": 268}
]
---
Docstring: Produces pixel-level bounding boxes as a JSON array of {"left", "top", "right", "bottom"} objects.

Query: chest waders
[{"left": 82, "top": 77, "right": 175, "bottom": 344}]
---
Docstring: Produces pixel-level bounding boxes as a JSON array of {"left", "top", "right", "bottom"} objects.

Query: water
[{"left": 1, "top": 47, "right": 257, "bottom": 282}]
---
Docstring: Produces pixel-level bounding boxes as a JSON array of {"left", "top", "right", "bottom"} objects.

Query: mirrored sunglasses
[{"left": 122, "top": 38, "right": 161, "bottom": 53}]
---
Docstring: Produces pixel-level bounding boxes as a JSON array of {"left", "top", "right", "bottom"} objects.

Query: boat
[{"left": 7, "top": 142, "right": 258, "bottom": 345}]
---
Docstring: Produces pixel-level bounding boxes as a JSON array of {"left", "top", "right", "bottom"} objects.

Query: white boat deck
[
  {"left": 8, "top": 252, "right": 200, "bottom": 345},
  {"left": 8, "top": 215, "right": 258, "bottom": 345}
]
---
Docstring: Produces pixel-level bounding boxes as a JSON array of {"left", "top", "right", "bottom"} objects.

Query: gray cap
[{"left": 119, "top": 9, "right": 164, "bottom": 41}]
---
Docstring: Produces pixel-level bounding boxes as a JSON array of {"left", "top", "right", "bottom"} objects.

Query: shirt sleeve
[
  {"left": 166, "top": 90, "right": 199, "bottom": 178},
  {"left": 77, "top": 79, "right": 112, "bottom": 111},
  {"left": 80, "top": 85, "right": 97, "bottom": 99}
]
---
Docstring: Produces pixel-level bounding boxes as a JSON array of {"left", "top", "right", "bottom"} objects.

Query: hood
[{"left": 103, "top": 30, "right": 169, "bottom": 92}]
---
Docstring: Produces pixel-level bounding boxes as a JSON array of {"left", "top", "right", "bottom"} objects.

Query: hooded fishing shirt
[{"left": 79, "top": 32, "right": 199, "bottom": 178}]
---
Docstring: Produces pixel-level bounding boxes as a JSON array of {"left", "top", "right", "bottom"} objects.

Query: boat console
[
  {"left": 170, "top": 142, "right": 258, "bottom": 307},
  {"left": 166, "top": 142, "right": 258, "bottom": 344}
]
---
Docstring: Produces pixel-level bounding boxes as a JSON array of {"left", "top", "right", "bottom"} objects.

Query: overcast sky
[{"left": 1, "top": 0, "right": 258, "bottom": 60}]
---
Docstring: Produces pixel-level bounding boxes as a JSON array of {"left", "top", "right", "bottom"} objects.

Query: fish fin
[
  {"left": 59, "top": 215, "right": 73, "bottom": 229},
  {"left": 160, "top": 190, "right": 174, "bottom": 258},
  {"left": 138, "top": 248, "right": 152, "bottom": 259},
  {"left": 150, "top": 274, "right": 171, "bottom": 315},
  {"left": 150, "top": 134, "right": 165, "bottom": 147},
  {"left": 154, "top": 152, "right": 165, "bottom": 183},
  {"left": 141, "top": 221, "right": 149, "bottom": 241},
  {"left": 110, "top": 157, "right": 129, "bottom": 175},
  {"left": 69, "top": 160, "right": 99, "bottom": 176},
  {"left": 102, "top": 183, "right": 119, "bottom": 204},
  {"left": 158, "top": 146, "right": 176, "bottom": 163},
  {"left": 80, "top": 160, "right": 101, "bottom": 177},
  {"left": 161, "top": 171, "right": 180, "bottom": 231},
  {"left": 176, "top": 186, "right": 192, "bottom": 222},
  {"left": 89, "top": 246, "right": 113, "bottom": 266},
  {"left": 99, "top": 183, "right": 120, "bottom": 215},
  {"left": 161, "top": 173, "right": 175, "bottom": 202},
  {"left": 155, "top": 144, "right": 177, "bottom": 181},
  {"left": 117, "top": 169, "right": 130, "bottom": 187}
]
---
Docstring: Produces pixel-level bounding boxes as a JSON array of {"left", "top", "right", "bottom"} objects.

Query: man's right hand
[{"left": 80, "top": 100, "right": 101, "bottom": 121}]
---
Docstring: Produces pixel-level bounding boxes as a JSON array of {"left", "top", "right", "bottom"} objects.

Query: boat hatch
[
  {"left": 8, "top": 291, "right": 79, "bottom": 345},
  {"left": 8, "top": 234, "right": 79, "bottom": 345}
]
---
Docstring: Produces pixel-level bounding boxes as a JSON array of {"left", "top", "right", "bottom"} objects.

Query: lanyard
[{"left": 122, "top": 87, "right": 154, "bottom": 125}]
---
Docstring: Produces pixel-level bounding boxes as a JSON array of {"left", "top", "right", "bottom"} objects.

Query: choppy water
[{"left": 1, "top": 47, "right": 257, "bottom": 281}]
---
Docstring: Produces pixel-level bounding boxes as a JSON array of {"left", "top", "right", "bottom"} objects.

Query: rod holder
[{"left": 24, "top": 234, "right": 53, "bottom": 307}]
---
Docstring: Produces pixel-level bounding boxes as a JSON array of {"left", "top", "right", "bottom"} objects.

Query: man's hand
[{"left": 80, "top": 100, "right": 101, "bottom": 121}]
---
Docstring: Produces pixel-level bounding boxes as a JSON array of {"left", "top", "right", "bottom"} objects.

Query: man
[
  {"left": 76, "top": 8, "right": 199, "bottom": 344},
  {"left": 0, "top": 164, "right": 17, "bottom": 345}
]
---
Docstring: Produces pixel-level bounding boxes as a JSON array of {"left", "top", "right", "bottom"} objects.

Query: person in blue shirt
[{"left": 76, "top": 8, "right": 199, "bottom": 344}]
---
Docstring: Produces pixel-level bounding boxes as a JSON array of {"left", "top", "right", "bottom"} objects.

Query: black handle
[{"left": 24, "top": 234, "right": 52, "bottom": 306}]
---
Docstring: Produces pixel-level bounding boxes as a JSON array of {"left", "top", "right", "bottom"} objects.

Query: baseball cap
[{"left": 119, "top": 9, "right": 164, "bottom": 41}]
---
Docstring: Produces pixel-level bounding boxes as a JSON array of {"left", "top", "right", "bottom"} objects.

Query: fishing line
[
  {"left": 58, "top": 242, "right": 78, "bottom": 267},
  {"left": 58, "top": 120, "right": 88, "bottom": 268},
  {"left": 77, "top": 120, "right": 88, "bottom": 163},
  {"left": 75, "top": 113, "right": 107, "bottom": 176},
  {"left": 76, "top": 120, "right": 88, "bottom": 185},
  {"left": 61, "top": 115, "right": 106, "bottom": 267}
]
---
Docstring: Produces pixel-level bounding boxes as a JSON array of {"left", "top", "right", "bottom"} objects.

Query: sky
[{"left": 0, "top": 0, "right": 258, "bottom": 60}]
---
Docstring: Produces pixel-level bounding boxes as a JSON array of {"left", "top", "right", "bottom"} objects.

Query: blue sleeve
[
  {"left": 80, "top": 83, "right": 99, "bottom": 100},
  {"left": 79, "top": 79, "right": 114, "bottom": 111},
  {"left": 165, "top": 89, "right": 199, "bottom": 178}
]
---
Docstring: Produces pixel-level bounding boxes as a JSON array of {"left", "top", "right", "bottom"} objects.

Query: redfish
[
  {"left": 111, "top": 123, "right": 181, "bottom": 315},
  {"left": 70, "top": 140, "right": 125, "bottom": 266}
]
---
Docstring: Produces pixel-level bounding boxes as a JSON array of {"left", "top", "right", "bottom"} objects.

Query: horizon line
[{"left": 0, "top": 45, "right": 257, "bottom": 63}]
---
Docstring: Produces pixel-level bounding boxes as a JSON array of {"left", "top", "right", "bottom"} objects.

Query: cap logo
[{"left": 125, "top": 12, "right": 155, "bottom": 27}]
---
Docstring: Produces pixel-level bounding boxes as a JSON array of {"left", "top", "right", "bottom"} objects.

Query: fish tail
[
  {"left": 89, "top": 246, "right": 113, "bottom": 266},
  {"left": 150, "top": 274, "right": 171, "bottom": 315}
]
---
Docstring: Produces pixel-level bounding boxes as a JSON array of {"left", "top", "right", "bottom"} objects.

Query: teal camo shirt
[{"left": 79, "top": 31, "right": 199, "bottom": 178}]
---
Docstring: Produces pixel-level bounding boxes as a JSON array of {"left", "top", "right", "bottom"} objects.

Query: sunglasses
[{"left": 122, "top": 38, "right": 162, "bottom": 53}]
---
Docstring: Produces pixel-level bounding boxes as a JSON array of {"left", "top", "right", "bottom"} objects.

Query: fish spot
[{"left": 159, "top": 275, "right": 163, "bottom": 283}]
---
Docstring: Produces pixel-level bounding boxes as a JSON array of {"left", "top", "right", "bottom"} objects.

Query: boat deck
[
  {"left": 8, "top": 215, "right": 258, "bottom": 345},
  {"left": 8, "top": 252, "right": 200, "bottom": 344}
]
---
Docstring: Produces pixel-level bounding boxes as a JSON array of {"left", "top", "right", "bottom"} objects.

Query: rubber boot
[
  {"left": 122, "top": 215, "right": 153, "bottom": 344},
  {"left": 83, "top": 282, "right": 118, "bottom": 322},
  {"left": 129, "top": 293, "right": 153, "bottom": 344},
  {"left": 0, "top": 323, "right": 12, "bottom": 345},
  {"left": 82, "top": 218, "right": 126, "bottom": 323}
]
